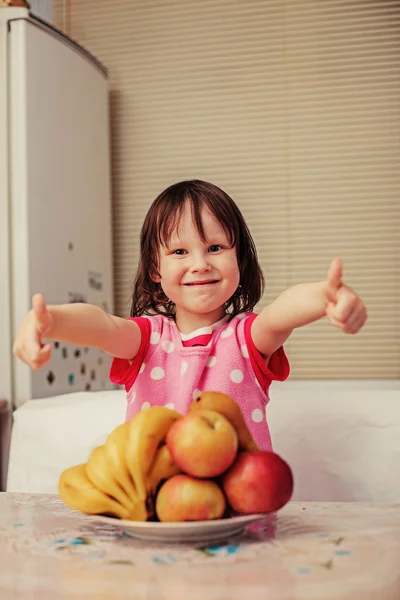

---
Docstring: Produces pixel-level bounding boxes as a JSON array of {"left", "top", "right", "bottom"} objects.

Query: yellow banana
[
  {"left": 146, "top": 443, "right": 181, "bottom": 495},
  {"left": 126, "top": 406, "right": 182, "bottom": 500},
  {"left": 104, "top": 422, "right": 138, "bottom": 504},
  {"left": 59, "top": 464, "right": 130, "bottom": 520},
  {"left": 86, "top": 445, "right": 133, "bottom": 511},
  {"left": 189, "top": 391, "right": 259, "bottom": 451}
]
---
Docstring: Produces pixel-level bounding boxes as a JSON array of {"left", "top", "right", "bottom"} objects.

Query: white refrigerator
[{"left": 0, "top": 7, "right": 115, "bottom": 410}]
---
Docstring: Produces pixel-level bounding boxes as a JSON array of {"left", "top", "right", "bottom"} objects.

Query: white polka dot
[
  {"left": 255, "top": 377, "right": 261, "bottom": 389},
  {"left": 141, "top": 402, "right": 151, "bottom": 410},
  {"left": 165, "top": 402, "right": 175, "bottom": 410},
  {"left": 162, "top": 340, "right": 175, "bottom": 353},
  {"left": 150, "top": 332, "right": 161, "bottom": 344},
  {"left": 139, "top": 363, "right": 146, "bottom": 374},
  {"left": 192, "top": 388, "right": 201, "bottom": 400},
  {"left": 221, "top": 326, "right": 234, "bottom": 339},
  {"left": 252, "top": 408, "right": 264, "bottom": 423},
  {"left": 181, "top": 361, "right": 188, "bottom": 375},
  {"left": 151, "top": 366, "right": 165, "bottom": 380},
  {"left": 237, "top": 313, "right": 247, "bottom": 320},
  {"left": 206, "top": 356, "right": 217, "bottom": 367},
  {"left": 240, "top": 344, "right": 249, "bottom": 358},
  {"left": 230, "top": 369, "right": 244, "bottom": 383},
  {"left": 127, "top": 390, "right": 136, "bottom": 405}
]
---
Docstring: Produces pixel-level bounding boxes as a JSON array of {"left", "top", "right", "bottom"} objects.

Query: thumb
[
  {"left": 324, "top": 258, "right": 343, "bottom": 303},
  {"left": 32, "top": 293, "right": 52, "bottom": 334}
]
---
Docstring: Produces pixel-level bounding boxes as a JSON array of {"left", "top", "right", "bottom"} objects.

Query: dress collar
[{"left": 179, "top": 314, "right": 230, "bottom": 342}]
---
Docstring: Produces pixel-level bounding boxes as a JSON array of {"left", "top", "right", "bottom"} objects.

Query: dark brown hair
[{"left": 130, "top": 180, "right": 264, "bottom": 318}]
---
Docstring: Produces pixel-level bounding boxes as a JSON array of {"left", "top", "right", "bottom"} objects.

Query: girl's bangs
[
  {"left": 157, "top": 203, "right": 184, "bottom": 248},
  {"left": 156, "top": 190, "right": 237, "bottom": 248}
]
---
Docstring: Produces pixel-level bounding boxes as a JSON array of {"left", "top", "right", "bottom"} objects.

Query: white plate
[{"left": 92, "top": 513, "right": 267, "bottom": 544}]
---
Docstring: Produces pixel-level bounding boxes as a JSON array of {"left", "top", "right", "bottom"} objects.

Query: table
[{"left": 0, "top": 493, "right": 399, "bottom": 599}]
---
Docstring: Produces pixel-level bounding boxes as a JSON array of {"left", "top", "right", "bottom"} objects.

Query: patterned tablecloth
[{"left": 0, "top": 493, "right": 399, "bottom": 599}]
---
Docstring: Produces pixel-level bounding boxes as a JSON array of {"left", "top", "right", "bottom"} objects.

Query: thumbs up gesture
[
  {"left": 13, "top": 293, "right": 54, "bottom": 370},
  {"left": 323, "top": 259, "right": 367, "bottom": 334}
]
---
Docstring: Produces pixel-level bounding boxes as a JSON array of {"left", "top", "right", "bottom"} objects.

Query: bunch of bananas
[
  {"left": 58, "top": 392, "right": 258, "bottom": 522},
  {"left": 59, "top": 406, "right": 182, "bottom": 521}
]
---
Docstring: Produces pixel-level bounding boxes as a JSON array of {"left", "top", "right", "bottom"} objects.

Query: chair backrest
[
  {"left": 0, "top": 399, "right": 12, "bottom": 491},
  {"left": 7, "top": 383, "right": 400, "bottom": 502},
  {"left": 7, "top": 390, "right": 126, "bottom": 494},
  {"left": 267, "top": 382, "right": 400, "bottom": 502}
]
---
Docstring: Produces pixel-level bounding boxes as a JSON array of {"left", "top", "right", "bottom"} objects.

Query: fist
[
  {"left": 13, "top": 294, "right": 53, "bottom": 370},
  {"left": 323, "top": 259, "right": 367, "bottom": 335}
]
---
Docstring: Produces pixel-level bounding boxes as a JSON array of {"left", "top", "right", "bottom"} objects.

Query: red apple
[
  {"left": 222, "top": 451, "right": 293, "bottom": 514},
  {"left": 166, "top": 409, "right": 238, "bottom": 478},
  {"left": 155, "top": 474, "right": 226, "bottom": 522}
]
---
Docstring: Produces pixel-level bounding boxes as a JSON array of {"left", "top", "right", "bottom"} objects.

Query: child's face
[{"left": 155, "top": 202, "right": 240, "bottom": 325}]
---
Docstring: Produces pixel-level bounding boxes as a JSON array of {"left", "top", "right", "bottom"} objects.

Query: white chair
[
  {"left": 268, "top": 381, "right": 400, "bottom": 502},
  {"left": 6, "top": 383, "right": 400, "bottom": 502},
  {"left": 7, "top": 390, "right": 126, "bottom": 494}
]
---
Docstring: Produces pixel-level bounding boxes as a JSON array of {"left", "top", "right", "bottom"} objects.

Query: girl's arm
[
  {"left": 251, "top": 258, "right": 367, "bottom": 359},
  {"left": 13, "top": 293, "right": 141, "bottom": 370}
]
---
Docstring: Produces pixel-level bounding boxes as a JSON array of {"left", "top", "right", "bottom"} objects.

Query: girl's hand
[
  {"left": 323, "top": 258, "right": 367, "bottom": 334},
  {"left": 13, "top": 293, "right": 54, "bottom": 369}
]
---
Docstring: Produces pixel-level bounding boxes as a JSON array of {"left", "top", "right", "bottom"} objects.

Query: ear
[{"left": 151, "top": 271, "right": 161, "bottom": 283}]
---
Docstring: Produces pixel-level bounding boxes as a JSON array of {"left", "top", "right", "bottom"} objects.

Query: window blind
[{"left": 54, "top": 0, "right": 400, "bottom": 378}]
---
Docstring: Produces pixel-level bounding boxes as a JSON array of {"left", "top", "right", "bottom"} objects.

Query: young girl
[{"left": 13, "top": 180, "right": 367, "bottom": 450}]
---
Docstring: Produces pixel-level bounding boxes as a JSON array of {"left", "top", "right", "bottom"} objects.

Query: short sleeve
[
  {"left": 244, "top": 313, "right": 290, "bottom": 393},
  {"left": 109, "top": 317, "right": 151, "bottom": 391}
]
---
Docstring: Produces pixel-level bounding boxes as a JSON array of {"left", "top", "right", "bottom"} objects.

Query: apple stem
[{"left": 199, "top": 416, "right": 215, "bottom": 430}]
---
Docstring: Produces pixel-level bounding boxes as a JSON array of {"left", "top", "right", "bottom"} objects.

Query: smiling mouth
[{"left": 184, "top": 280, "right": 220, "bottom": 286}]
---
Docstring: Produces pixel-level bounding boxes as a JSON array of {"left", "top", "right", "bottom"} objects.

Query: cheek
[
  {"left": 230, "top": 269, "right": 241, "bottom": 292},
  {"left": 159, "top": 260, "right": 184, "bottom": 284},
  {"left": 223, "top": 255, "right": 240, "bottom": 283}
]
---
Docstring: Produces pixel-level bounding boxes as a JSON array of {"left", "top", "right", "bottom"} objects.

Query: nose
[{"left": 190, "top": 251, "right": 211, "bottom": 273}]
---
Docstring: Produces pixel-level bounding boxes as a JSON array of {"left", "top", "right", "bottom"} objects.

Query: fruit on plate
[
  {"left": 155, "top": 474, "right": 226, "bottom": 522},
  {"left": 58, "top": 399, "right": 294, "bottom": 524},
  {"left": 222, "top": 451, "right": 294, "bottom": 514},
  {"left": 166, "top": 409, "right": 238, "bottom": 478},
  {"left": 59, "top": 464, "right": 137, "bottom": 521},
  {"left": 189, "top": 391, "right": 259, "bottom": 451},
  {"left": 58, "top": 406, "right": 182, "bottom": 521},
  {"left": 146, "top": 442, "right": 181, "bottom": 495},
  {"left": 125, "top": 406, "right": 182, "bottom": 501},
  {"left": 86, "top": 444, "right": 133, "bottom": 511},
  {"left": 103, "top": 422, "right": 139, "bottom": 504}
]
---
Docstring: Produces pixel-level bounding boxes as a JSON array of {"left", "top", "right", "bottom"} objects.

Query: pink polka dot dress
[{"left": 110, "top": 313, "right": 289, "bottom": 450}]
